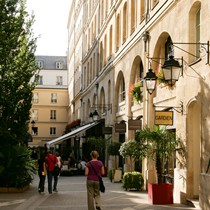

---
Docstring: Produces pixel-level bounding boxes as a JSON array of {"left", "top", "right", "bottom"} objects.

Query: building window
[
  {"left": 32, "top": 127, "right": 38, "bottom": 136},
  {"left": 32, "top": 93, "right": 39, "bottom": 103},
  {"left": 31, "top": 109, "right": 38, "bottom": 121},
  {"left": 56, "top": 76, "right": 63, "bottom": 85},
  {"left": 38, "top": 76, "right": 43, "bottom": 85},
  {"left": 51, "top": 93, "right": 57, "bottom": 103},
  {"left": 195, "top": 8, "right": 200, "bottom": 58},
  {"left": 165, "top": 36, "right": 173, "bottom": 60},
  {"left": 140, "top": 0, "right": 145, "bottom": 22},
  {"left": 50, "top": 127, "right": 56, "bottom": 135},
  {"left": 56, "top": 62, "right": 63, "bottom": 69},
  {"left": 37, "top": 60, "right": 44, "bottom": 69},
  {"left": 50, "top": 110, "right": 56, "bottom": 120},
  {"left": 119, "top": 77, "right": 125, "bottom": 102}
]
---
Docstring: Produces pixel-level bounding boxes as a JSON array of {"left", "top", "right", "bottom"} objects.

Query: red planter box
[{"left": 148, "top": 183, "right": 173, "bottom": 204}]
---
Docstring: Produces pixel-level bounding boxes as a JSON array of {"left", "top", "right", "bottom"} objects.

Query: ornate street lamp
[
  {"left": 92, "top": 110, "right": 99, "bottom": 121},
  {"left": 89, "top": 112, "right": 93, "bottom": 122},
  {"left": 89, "top": 110, "right": 99, "bottom": 122},
  {"left": 144, "top": 69, "right": 157, "bottom": 94},
  {"left": 161, "top": 55, "right": 182, "bottom": 86}
]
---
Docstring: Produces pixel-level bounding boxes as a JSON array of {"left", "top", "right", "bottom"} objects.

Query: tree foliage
[
  {"left": 0, "top": 0, "right": 38, "bottom": 146},
  {"left": 0, "top": 0, "right": 38, "bottom": 188},
  {"left": 0, "top": 145, "right": 36, "bottom": 188},
  {"left": 136, "top": 126, "right": 183, "bottom": 184},
  {"left": 107, "top": 142, "right": 121, "bottom": 156},
  {"left": 119, "top": 140, "right": 149, "bottom": 171}
]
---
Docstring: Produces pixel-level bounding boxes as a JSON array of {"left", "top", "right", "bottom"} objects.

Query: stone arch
[
  {"left": 128, "top": 56, "right": 144, "bottom": 109},
  {"left": 186, "top": 98, "right": 201, "bottom": 199},
  {"left": 152, "top": 32, "right": 174, "bottom": 95},
  {"left": 153, "top": 32, "right": 170, "bottom": 70}
]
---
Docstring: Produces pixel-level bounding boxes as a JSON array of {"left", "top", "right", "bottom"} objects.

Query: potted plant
[
  {"left": 122, "top": 171, "right": 144, "bottom": 191},
  {"left": 0, "top": 145, "right": 36, "bottom": 192},
  {"left": 129, "top": 80, "right": 143, "bottom": 103},
  {"left": 135, "top": 126, "right": 184, "bottom": 204}
]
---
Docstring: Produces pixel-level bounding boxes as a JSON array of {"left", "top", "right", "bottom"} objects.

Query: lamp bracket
[
  {"left": 154, "top": 101, "right": 184, "bottom": 115},
  {"left": 172, "top": 41, "right": 209, "bottom": 65}
]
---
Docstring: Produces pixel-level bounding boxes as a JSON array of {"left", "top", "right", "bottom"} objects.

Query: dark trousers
[
  {"left": 47, "top": 171, "right": 53, "bottom": 193},
  {"left": 53, "top": 174, "right": 58, "bottom": 190},
  {"left": 38, "top": 170, "right": 46, "bottom": 192}
]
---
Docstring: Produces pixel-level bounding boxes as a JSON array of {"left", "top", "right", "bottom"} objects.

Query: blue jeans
[{"left": 47, "top": 171, "right": 53, "bottom": 193}]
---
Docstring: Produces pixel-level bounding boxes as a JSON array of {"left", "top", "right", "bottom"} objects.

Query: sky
[{"left": 26, "top": 0, "right": 72, "bottom": 56}]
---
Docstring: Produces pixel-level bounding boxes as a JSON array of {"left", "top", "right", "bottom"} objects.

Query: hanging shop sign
[
  {"left": 128, "top": 119, "right": 142, "bottom": 130},
  {"left": 115, "top": 122, "right": 126, "bottom": 133},
  {"left": 155, "top": 111, "right": 173, "bottom": 125},
  {"left": 102, "top": 127, "right": 112, "bottom": 134}
]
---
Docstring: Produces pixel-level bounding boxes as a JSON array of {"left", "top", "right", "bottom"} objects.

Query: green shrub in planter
[{"left": 122, "top": 171, "right": 144, "bottom": 191}]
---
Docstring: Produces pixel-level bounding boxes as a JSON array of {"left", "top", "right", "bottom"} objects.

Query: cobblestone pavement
[{"left": 0, "top": 175, "right": 201, "bottom": 210}]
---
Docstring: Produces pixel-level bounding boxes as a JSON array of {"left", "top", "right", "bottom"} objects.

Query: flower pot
[{"left": 148, "top": 183, "right": 173, "bottom": 204}]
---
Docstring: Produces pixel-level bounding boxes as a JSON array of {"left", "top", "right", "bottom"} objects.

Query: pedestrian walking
[
  {"left": 85, "top": 150, "right": 105, "bottom": 210},
  {"left": 37, "top": 151, "right": 46, "bottom": 194},
  {"left": 45, "top": 150, "right": 58, "bottom": 194},
  {"left": 53, "top": 151, "right": 63, "bottom": 192}
]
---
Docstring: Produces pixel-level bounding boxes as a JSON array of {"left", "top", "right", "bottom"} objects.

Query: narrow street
[{"left": 0, "top": 175, "right": 200, "bottom": 210}]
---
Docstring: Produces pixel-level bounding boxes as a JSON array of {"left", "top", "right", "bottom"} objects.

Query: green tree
[
  {"left": 0, "top": 0, "right": 38, "bottom": 188},
  {"left": 107, "top": 141, "right": 121, "bottom": 169},
  {"left": 119, "top": 139, "right": 149, "bottom": 172},
  {"left": 87, "top": 136, "right": 108, "bottom": 163},
  {"left": 119, "top": 140, "right": 138, "bottom": 171},
  {"left": 136, "top": 126, "right": 183, "bottom": 184},
  {"left": 0, "top": 0, "right": 38, "bottom": 146}
]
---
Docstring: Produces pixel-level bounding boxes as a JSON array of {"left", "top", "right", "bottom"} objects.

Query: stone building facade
[
  {"left": 29, "top": 56, "right": 68, "bottom": 147},
  {"left": 67, "top": 1, "right": 210, "bottom": 209}
]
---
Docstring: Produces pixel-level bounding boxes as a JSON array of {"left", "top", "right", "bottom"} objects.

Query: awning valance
[{"left": 47, "top": 121, "right": 99, "bottom": 146}]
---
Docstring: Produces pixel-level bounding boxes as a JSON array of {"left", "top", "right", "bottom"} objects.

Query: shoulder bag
[{"left": 90, "top": 161, "right": 105, "bottom": 193}]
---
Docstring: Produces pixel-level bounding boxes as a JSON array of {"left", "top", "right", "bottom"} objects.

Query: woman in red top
[
  {"left": 45, "top": 150, "right": 58, "bottom": 194},
  {"left": 85, "top": 151, "right": 105, "bottom": 210}
]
